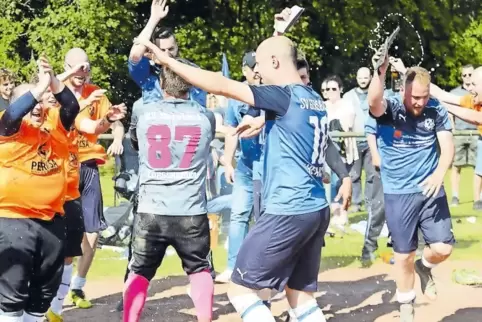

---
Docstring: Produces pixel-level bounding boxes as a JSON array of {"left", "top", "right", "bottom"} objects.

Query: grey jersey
[{"left": 135, "top": 98, "right": 215, "bottom": 216}]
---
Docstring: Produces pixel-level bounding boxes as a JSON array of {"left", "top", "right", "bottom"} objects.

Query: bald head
[
  {"left": 255, "top": 36, "right": 300, "bottom": 85},
  {"left": 356, "top": 67, "right": 372, "bottom": 89},
  {"left": 65, "top": 48, "right": 89, "bottom": 66},
  {"left": 472, "top": 67, "right": 482, "bottom": 81},
  {"left": 11, "top": 84, "right": 35, "bottom": 103}
]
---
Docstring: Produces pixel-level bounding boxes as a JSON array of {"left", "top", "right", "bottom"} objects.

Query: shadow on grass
[
  {"left": 64, "top": 274, "right": 401, "bottom": 322},
  {"left": 321, "top": 255, "right": 359, "bottom": 271},
  {"left": 453, "top": 238, "right": 480, "bottom": 250}
]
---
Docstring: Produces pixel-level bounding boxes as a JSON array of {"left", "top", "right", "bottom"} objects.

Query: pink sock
[
  {"left": 188, "top": 270, "right": 214, "bottom": 321},
  {"left": 123, "top": 273, "right": 149, "bottom": 322}
]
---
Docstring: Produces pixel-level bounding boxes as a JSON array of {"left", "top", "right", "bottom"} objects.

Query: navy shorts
[
  {"left": 384, "top": 188, "right": 455, "bottom": 254},
  {"left": 79, "top": 160, "right": 107, "bottom": 233},
  {"left": 63, "top": 198, "right": 85, "bottom": 258},
  {"left": 231, "top": 207, "right": 330, "bottom": 293},
  {"left": 253, "top": 180, "right": 263, "bottom": 222}
]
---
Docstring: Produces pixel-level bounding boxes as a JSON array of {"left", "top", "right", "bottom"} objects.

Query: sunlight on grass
[{"left": 87, "top": 166, "right": 482, "bottom": 280}]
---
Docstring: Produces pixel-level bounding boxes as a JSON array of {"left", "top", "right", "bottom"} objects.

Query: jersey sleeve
[
  {"left": 128, "top": 57, "right": 152, "bottom": 88},
  {"left": 435, "top": 104, "right": 452, "bottom": 132},
  {"left": 224, "top": 99, "right": 239, "bottom": 127},
  {"left": 460, "top": 94, "right": 475, "bottom": 109},
  {"left": 96, "top": 96, "right": 112, "bottom": 119},
  {"left": 248, "top": 85, "right": 291, "bottom": 116},
  {"left": 370, "top": 96, "right": 400, "bottom": 124}
]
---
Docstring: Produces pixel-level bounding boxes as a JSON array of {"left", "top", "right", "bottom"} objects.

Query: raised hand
[
  {"left": 106, "top": 103, "right": 127, "bottom": 122},
  {"left": 372, "top": 45, "right": 389, "bottom": 75},
  {"left": 389, "top": 56, "right": 407, "bottom": 75},
  {"left": 274, "top": 8, "right": 291, "bottom": 35},
  {"left": 151, "top": 0, "right": 169, "bottom": 22},
  {"left": 37, "top": 56, "right": 53, "bottom": 92}
]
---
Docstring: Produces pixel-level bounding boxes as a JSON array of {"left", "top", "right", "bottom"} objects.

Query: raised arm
[
  {"left": 430, "top": 83, "right": 462, "bottom": 106},
  {"left": 442, "top": 102, "right": 482, "bottom": 125},
  {"left": 50, "top": 69, "right": 80, "bottom": 130},
  {"left": 129, "top": 0, "right": 169, "bottom": 64},
  {"left": 0, "top": 58, "right": 51, "bottom": 136},
  {"left": 368, "top": 47, "right": 389, "bottom": 117}
]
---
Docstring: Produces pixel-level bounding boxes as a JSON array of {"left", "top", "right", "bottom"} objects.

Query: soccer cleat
[
  {"left": 399, "top": 300, "right": 415, "bottom": 322},
  {"left": 68, "top": 289, "right": 93, "bottom": 309},
  {"left": 414, "top": 259, "right": 437, "bottom": 301},
  {"left": 45, "top": 309, "right": 63, "bottom": 322},
  {"left": 115, "top": 298, "right": 124, "bottom": 312},
  {"left": 473, "top": 200, "right": 482, "bottom": 211},
  {"left": 214, "top": 270, "right": 232, "bottom": 284}
]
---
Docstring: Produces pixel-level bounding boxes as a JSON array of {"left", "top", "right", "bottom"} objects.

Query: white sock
[
  {"left": 230, "top": 293, "right": 276, "bottom": 322},
  {"left": 71, "top": 275, "right": 86, "bottom": 290},
  {"left": 421, "top": 255, "right": 437, "bottom": 269},
  {"left": 0, "top": 312, "right": 23, "bottom": 322},
  {"left": 288, "top": 308, "right": 298, "bottom": 321},
  {"left": 50, "top": 263, "right": 73, "bottom": 315},
  {"left": 292, "top": 299, "right": 326, "bottom": 322},
  {"left": 396, "top": 289, "right": 416, "bottom": 304},
  {"left": 23, "top": 312, "right": 45, "bottom": 322}
]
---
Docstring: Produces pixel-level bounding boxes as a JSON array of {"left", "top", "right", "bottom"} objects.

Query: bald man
[
  {"left": 430, "top": 67, "right": 482, "bottom": 211},
  {"left": 61, "top": 47, "right": 127, "bottom": 310},
  {"left": 138, "top": 35, "right": 352, "bottom": 322}
]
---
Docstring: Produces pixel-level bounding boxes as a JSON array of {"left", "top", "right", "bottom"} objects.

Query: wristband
[{"left": 105, "top": 115, "right": 115, "bottom": 124}]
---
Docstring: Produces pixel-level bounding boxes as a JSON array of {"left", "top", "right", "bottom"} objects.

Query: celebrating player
[
  {"left": 142, "top": 34, "right": 351, "bottom": 322},
  {"left": 124, "top": 57, "right": 216, "bottom": 322},
  {"left": 0, "top": 57, "right": 80, "bottom": 322},
  {"left": 61, "top": 48, "right": 126, "bottom": 309},
  {"left": 368, "top": 48, "right": 455, "bottom": 322}
]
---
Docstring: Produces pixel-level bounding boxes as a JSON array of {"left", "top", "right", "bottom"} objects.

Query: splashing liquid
[{"left": 369, "top": 13, "right": 424, "bottom": 66}]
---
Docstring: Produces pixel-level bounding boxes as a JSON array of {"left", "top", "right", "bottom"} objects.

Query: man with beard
[
  {"left": 429, "top": 66, "right": 482, "bottom": 210},
  {"left": 128, "top": 0, "right": 207, "bottom": 106},
  {"left": 343, "top": 67, "right": 372, "bottom": 212},
  {"left": 62, "top": 48, "right": 127, "bottom": 309},
  {"left": 344, "top": 66, "right": 385, "bottom": 263},
  {"left": 0, "top": 68, "right": 15, "bottom": 111}
]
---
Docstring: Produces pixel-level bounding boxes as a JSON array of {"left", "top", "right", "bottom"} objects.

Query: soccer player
[
  {"left": 368, "top": 48, "right": 455, "bottom": 321},
  {"left": 141, "top": 35, "right": 352, "bottom": 322},
  {"left": 61, "top": 48, "right": 126, "bottom": 309},
  {"left": 0, "top": 68, "right": 15, "bottom": 111},
  {"left": 124, "top": 57, "right": 216, "bottom": 322},
  {"left": 429, "top": 67, "right": 482, "bottom": 209},
  {"left": 0, "top": 57, "right": 80, "bottom": 322},
  {"left": 129, "top": 0, "right": 207, "bottom": 106}
]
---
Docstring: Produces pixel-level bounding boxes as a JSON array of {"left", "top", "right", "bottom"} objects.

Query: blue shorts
[
  {"left": 475, "top": 139, "right": 482, "bottom": 176},
  {"left": 231, "top": 208, "right": 330, "bottom": 292},
  {"left": 384, "top": 188, "right": 455, "bottom": 254}
]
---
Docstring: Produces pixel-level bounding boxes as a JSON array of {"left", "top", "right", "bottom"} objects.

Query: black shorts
[
  {"left": 0, "top": 215, "right": 66, "bottom": 314},
  {"left": 128, "top": 213, "right": 212, "bottom": 281},
  {"left": 79, "top": 161, "right": 107, "bottom": 233},
  {"left": 64, "top": 198, "right": 85, "bottom": 258}
]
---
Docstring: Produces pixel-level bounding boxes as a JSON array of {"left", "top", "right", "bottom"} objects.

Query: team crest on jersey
[
  {"left": 423, "top": 118, "right": 435, "bottom": 131},
  {"left": 69, "top": 151, "right": 79, "bottom": 168},
  {"left": 31, "top": 143, "right": 59, "bottom": 175},
  {"left": 88, "top": 106, "right": 95, "bottom": 117}
]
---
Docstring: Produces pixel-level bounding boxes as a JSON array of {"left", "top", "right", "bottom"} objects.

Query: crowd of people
[{"left": 1, "top": 0, "right": 482, "bottom": 322}]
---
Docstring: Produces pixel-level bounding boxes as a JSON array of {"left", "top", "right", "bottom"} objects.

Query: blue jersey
[
  {"left": 225, "top": 98, "right": 262, "bottom": 170},
  {"left": 253, "top": 111, "right": 275, "bottom": 181},
  {"left": 128, "top": 57, "right": 207, "bottom": 106},
  {"left": 248, "top": 84, "right": 329, "bottom": 215},
  {"left": 372, "top": 96, "right": 452, "bottom": 194}
]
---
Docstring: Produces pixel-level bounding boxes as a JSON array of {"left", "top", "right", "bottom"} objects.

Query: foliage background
[{"left": 1, "top": 0, "right": 482, "bottom": 115}]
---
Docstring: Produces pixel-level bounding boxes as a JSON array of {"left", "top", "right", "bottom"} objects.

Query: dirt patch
[{"left": 64, "top": 260, "right": 482, "bottom": 321}]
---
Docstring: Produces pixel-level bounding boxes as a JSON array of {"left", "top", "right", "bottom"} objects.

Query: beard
[{"left": 359, "top": 82, "right": 370, "bottom": 90}]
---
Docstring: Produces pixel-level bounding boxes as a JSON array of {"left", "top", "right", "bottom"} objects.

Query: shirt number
[
  {"left": 309, "top": 115, "right": 328, "bottom": 165},
  {"left": 146, "top": 125, "right": 201, "bottom": 169}
]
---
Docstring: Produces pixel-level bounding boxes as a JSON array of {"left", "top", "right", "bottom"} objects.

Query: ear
[{"left": 271, "top": 55, "right": 280, "bottom": 69}]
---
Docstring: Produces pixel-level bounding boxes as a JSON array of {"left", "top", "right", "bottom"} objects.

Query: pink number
[
  {"left": 147, "top": 125, "right": 172, "bottom": 168},
  {"left": 146, "top": 125, "right": 201, "bottom": 169},
  {"left": 175, "top": 126, "right": 201, "bottom": 168}
]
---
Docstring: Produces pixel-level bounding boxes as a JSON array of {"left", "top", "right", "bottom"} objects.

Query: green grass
[{"left": 87, "top": 165, "right": 482, "bottom": 281}]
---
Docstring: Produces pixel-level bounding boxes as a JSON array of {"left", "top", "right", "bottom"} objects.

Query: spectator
[
  {"left": 323, "top": 75, "right": 357, "bottom": 228},
  {"left": 449, "top": 64, "right": 477, "bottom": 206},
  {"left": 0, "top": 68, "right": 15, "bottom": 112},
  {"left": 343, "top": 67, "right": 373, "bottom": 212}
]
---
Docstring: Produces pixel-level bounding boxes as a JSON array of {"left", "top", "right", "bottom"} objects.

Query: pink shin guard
[
  {"left": 189, "top": 270, "right": 214, "bottom": 321},
  {"left": 123, "top": 273, "right": 149, "bottom": 322}
]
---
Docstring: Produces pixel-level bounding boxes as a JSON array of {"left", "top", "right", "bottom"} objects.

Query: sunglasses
[
  {"left": 463, "top": 73, "right": 472, "bottom": 77},
  {"left": 322, "top": 88, "right": 338, "bottom": 92}
]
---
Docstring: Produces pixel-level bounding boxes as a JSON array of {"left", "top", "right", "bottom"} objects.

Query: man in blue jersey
[
  {"left": 128, "top": 0, "right": 206, "bottom": 106},
  {"left": 215, "top": 51, "right": 262, "bottom": 284},
  {"left": 368, "top": 48, "right": 455, "bottom": 322},
  {"left": 138, "top": 35, "right": 352, "bottom": 322}
]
